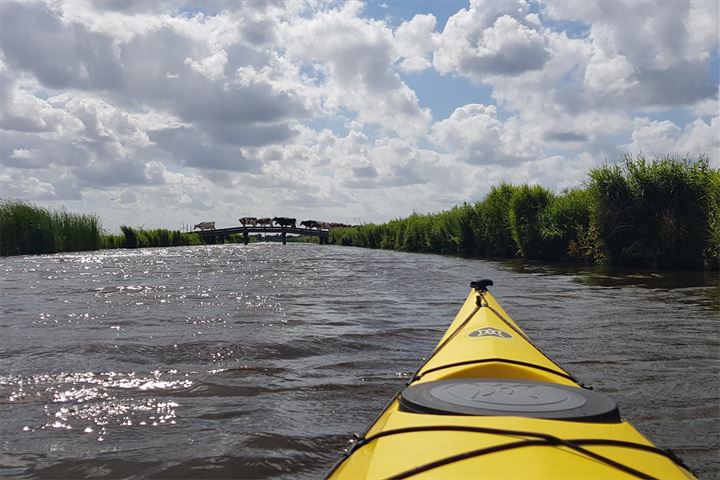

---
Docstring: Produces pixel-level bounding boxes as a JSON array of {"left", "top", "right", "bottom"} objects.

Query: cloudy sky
[{"left": 0, "top": 0, "right": 718, "bottom": 231}]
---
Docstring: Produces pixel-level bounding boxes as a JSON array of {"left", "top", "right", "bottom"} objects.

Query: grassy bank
[
  {"left": 330, "top": 156, "right": 719, "bottom": 270},
  {"left": 0, "top": 200, "right": 100, "bottom": 256}
]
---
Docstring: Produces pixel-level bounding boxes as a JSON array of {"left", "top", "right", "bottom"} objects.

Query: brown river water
[{"left": 1, "top": 244, "right": 718, "bottom": 478}]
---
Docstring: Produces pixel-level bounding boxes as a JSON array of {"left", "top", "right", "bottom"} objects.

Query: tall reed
[
  {"left": 590, "top": 155, "right": 714, "bottom": 268},
  {"left": 0, "top": 200, "right": 100, "bottom": 256},
  {"left": 541, "top": 188, "right": 594, "bottom": 262},
  {"left": 509, "top": 185, "right": 553, "bottom": 259},
  {"left": 115, "top": 226, "right": 202, "bottom": 248},
  {"left": 330, "top": 156, "right": 718, "bottom": 269},
  {"left": 707, "top": 169, "right": 720, "bottom": 269}
]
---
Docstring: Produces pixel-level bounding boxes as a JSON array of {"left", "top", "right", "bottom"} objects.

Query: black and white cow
[
  {"left": 300, "top": 220, "right": 319, "bottom": 229},
  {"left": 273, "top": 217, "right": 296, "bottom": 228}
]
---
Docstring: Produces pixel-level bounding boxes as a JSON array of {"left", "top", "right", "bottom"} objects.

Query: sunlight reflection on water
[{"left": 2, "top": 370, "right": 190, "bottom": 444}]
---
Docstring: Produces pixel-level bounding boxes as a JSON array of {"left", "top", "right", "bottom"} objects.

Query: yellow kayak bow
[{"left": 327, "top": 280, "right": 695, "bottom": 479}]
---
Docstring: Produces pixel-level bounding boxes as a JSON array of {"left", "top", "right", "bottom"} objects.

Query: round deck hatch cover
[{"left": 400, "top": 379, "right": 620, "bottom": 423}]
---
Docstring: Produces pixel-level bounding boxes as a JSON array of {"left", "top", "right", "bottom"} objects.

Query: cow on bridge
[
  {"left": 273, "top": 217, "right": 296, "bottom": 228},
  {"left": 301, "top": 220, "right": 319, "bottom": 229},
  {"left": 257, "top": 217, "right": 273, "bottom": 226},
  {"left": 194, "top": 221, "right": 215, "bottom": 231},
  {"left": 239, "top": 217, "right": 258, "bottom": 226}
]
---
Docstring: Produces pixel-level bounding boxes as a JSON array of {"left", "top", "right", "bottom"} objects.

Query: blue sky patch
[{"left": 402, "top": 69, "right": 494, "bottom": 121}]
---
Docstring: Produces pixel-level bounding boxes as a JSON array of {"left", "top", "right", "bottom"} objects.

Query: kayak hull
[{"left": 328, "top": 287, "right": 695, "bottom": 479}]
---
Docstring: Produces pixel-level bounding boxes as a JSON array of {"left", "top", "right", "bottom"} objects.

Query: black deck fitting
[{"left": 470, "top": 279, "right": 494, "bottom": 292}]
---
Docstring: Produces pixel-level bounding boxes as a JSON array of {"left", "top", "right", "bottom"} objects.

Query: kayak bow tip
[{"left": 470, "top": 279, "right": 494, "bottom": 292}]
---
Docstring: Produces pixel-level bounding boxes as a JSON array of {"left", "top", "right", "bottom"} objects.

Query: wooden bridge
[{"left": 194, "top": 225, "right": 330, "bottom": 245}]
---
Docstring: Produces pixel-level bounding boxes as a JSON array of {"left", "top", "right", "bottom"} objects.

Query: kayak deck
[{"left": 327, "top": 281, "right": 695, "bottom": 479}]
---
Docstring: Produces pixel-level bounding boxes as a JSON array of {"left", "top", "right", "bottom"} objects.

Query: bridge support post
[
  {"left": 281, "top": 229, "right": 287, "bottom": 245},
  {"left": 243, "top": 229, "right": 249, "bottom": 245}
]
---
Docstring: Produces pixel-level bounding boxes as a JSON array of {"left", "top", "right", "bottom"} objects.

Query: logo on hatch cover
[{"left": 469, "top": 328, "right": 512, "bottom": 339}]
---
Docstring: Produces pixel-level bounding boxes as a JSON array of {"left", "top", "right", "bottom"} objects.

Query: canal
[{"left": 1, "top": 244, "right": 717, "bottom": 478}]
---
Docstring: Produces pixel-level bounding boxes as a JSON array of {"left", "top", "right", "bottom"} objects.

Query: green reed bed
[
  {"left": 226, "top": 233, "right": 265, "bottom": 243},
  {"left": 100, "top": 233, "right": 125, "bottom": 249},
  {"left": 112, "top": 226, "right": 202, "bottom": 249},
  {"left": 286, "top": 235, "right": 320, "bottom": 243},
  {"left": 330, "top": 156, "right": 719, "bottom": 269},
  {"left": 0, "top": 200, "right": 101, "bottom": 256},
  {"left": 708, "top": 171, "right": 720, "bottom": 269},
  {"left": 590, "top": 156, "right": 717, "bottom": 269}
]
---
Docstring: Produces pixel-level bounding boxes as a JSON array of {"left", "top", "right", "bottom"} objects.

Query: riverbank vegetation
[
  {"left": 3, "top": 156, "right": 717, "bottom": 270},
  {"left": 330, "top": 156, "right": 719, "bottom": 270},
  {"left": 108, "top": 226, "right": 203, "bottom": 249},
  {"left": 0, "top": 201, "right": 205, "bottom": 255},
  {"left": 0, "top": 200, "right": 100, "bottom": 256},
  {"left": 0, "top": 200, "right": 297, "bottom": 255}
]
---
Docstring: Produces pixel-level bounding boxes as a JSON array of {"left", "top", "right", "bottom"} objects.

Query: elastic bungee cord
[{"left": 350, "top": 425, "right": 690, "bottom": 480}]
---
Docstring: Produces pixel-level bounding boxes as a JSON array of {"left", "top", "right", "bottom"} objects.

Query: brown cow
[{"left": 239, "top": 217, "right": 258, "bottom": 226}]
